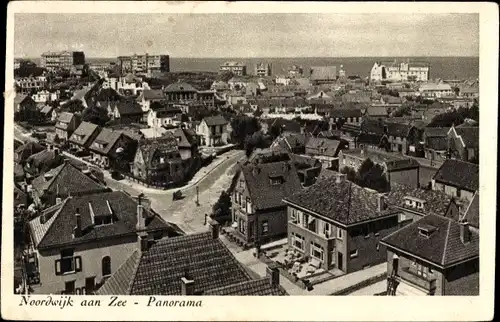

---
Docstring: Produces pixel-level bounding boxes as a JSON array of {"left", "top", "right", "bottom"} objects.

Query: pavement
[{"left": 347, "top": 280, "right": 387, "bottom": 296}]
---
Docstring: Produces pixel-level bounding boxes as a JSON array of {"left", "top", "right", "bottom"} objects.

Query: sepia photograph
[{"left": 2, "top": 1, "right": 497, "bottom": 321}]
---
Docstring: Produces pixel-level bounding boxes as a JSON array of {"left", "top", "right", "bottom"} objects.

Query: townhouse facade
[
  {"left": 219, "top": 61, "right": 247, "bottom": 76},
  {"left": 432, "top": 159, "right": 479, "bottom": 203},
  {"left": 117, "top": 54, "right": 170, "bottom": 75},
  {"left": 196, "top": 115, "right": 229, "bottom": 147},
  {"left": 41, "top": 51, "right": 86, "bottom": 71}
]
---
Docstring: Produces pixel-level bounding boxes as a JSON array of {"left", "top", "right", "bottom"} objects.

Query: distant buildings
[
  {"left": 219, "top": 61, "right": 247, "bottom": 76},
  {"left": 254, "top": 63, "right": 272, "bottom": 77},
  {"left": 288, "top": 65, "right": 304, "bottom": 77},
  {"left": 418, "top": 83, "right": 453, "bottom": 98},
  {"left": 310, "top": 66, "right": 337, "bottom": 85},
  {"left": 370, "top": 60, "right": 430, "bottom": 82},
  {"left": 15, "top": 76, "right": 47, "bottom": 95},
  {"left": 14, "top": 58, "right": 37, "bottom": 70},
  {"left": 117, "top": 54, "right": 170, "bottom": 75},
  {"left": 41, "top": 51, "right": 86, "bottom": 71}
]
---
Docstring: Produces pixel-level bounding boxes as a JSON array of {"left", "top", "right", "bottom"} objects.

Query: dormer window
[
  {"left": 404, "top": 196, "right": 426, "bottom": 210},
  {"left": 418, "top": 224, "right": 438, "bottom": 238}
]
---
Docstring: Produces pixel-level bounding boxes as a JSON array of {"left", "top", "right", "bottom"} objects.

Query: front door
[
  {"left": 338, "top": 252, "right": 343, "bottom": 271},
  {"left": 85, "top": 277, "right": 95, "bottom": 295}
]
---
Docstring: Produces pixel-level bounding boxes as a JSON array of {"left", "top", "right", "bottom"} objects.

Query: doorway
[{"left": 337, "top": 252, "right": 344, "bottom": 271}]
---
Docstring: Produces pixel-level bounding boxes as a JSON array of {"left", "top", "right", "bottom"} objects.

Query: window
[
  {"left": 296, "top": 211, "right": 303, "bottom": 225},
  {"left": 102, "top": 256, "right": 111, "bottom": 277},
  {"left": 55, "top": 249, "right": 82, "bottom": 275},
  {"left": 363, "top": 226, "right": 370, "bottom": 239},
  {"left": 160, "top": 157, "right": 165, "bottom": 164},
  {"left": 457, "top": 189, "right": 461, "bottom": 198},
  {"left": 349, "top": 249, "right": 358, "bottom": 258},
  {"left": 400, "top": 213, "right": 407, "bottom": 222},
  {"left": 269, "top": 176, "right": 284, "bottom": 185},
  {"left": 323, "top": 222, "right": 330, "bottom": 238},
  {"left": 416, "top": 263, "right": 428, "bottom": 279},
  {"left": 65, "top": 281, "right": 75, "bottom": 294},
  {"left": 337, "top": 228, "right": 343, "bottom": 240},
  {"left": 262, "top": 221, "right": 269, "bottom": 235},
  {"left": 292, "top": 233, "right": 305, "bottom": 251},
  {"left": 290, "top": 209, "right": 297, "bottom": 222},
  {"left": 376, "top": 243, "right": 380, "bottom": 251},
  {"left": 310, "top": 242, "right": 324, "bottom": 261}
]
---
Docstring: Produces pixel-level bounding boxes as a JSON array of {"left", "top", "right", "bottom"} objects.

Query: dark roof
[
  {"left": 14, "top": 163, "right": 25, "bottom": 180},
  {"left": 57, "top": 112, "right": 75, "bottom": 124},
  {"left": 384, "top": 158, "right": 420, "bottom": 171},
  {"left": 204, "top": 278, "right": 287, "bottom": 295},
  {"left": 288, "top": 153, "right": 322, "bottom": 169},
  {"left": 386, "top": 183, "right": 468, "bottom": 218},
  {"left": 31, "top": 162, "right": 108, "bottom": 201},
  {"left": 89, "top": 128, "right": 124, "bottom": 155},
  {"left": 203, "top": 115, "right": 228, "bottom": 126},
  {"left": 381, "top": 214, "right": 479, "bottom": 267},
  {"left": 270, "top": 118, "right": 301, "bottom": 133},
  {"left": 69, "top": 122, "right": 101, "bottom": 147},
  {"left": 114, "top": 100, "right": 144, "bottom": 116},
  {"left": 284, "top": 179, "right": 398, "bottom": 226},
  {"left": 360, "top": 118, "right": 386, "bottom": 136},
  {"left": 329, "top": 109, "right": 362, "bottom": 118},
  {"left": 173, "top": 128, "right": 196, "bottom": 149},
  {"left": 281, "top": 133, "right": 308, "bottom": 151},
  {"left": 425, "top": 136, "right": 448, "bottom": 151},
  {"left": 96, "top": 232, "right": 253, "bottom": 295},
  {"left": 385, "top": 122, "right": 412, "bottom": 138},
  {"left": 433, "top": 159, "right": 479, "bottom": 192},
  {"left": 452, "top": 126, "right": 479, "bottom": 149},
  {"left": 424, "top": 127, "right": 450, "bottom": 137},
  {"left": 26, "top": 149, "right": 65, "bottom": 174},
  {"left": 463, "top": 192, "right": 479, "bottom": 229},
  {"left": 29, "top": 191, "right": 172, "bottom": 250},
  {"left": 141, "top": 89, "right": 166, "bottom": 101},
  {"left": 365, "top": 106, "right": 388, "bottom": 116},
  {"left": 305, "top": 138, "right": 343, "bottom": 158},
  {"left": 163, "top": 82, "right": 198, "bottom": 93},
  {"left": 14, "top": 185, "right": 28, "bottom": 207},
  {"left": 138, "top": 135, "right": 180, "bottom": 168},
  {"left": 242, "top": 161, "right": 302, "bottom": 210},
  {"left": 15, "top": 142, "right": 45, "bottom": 163}
]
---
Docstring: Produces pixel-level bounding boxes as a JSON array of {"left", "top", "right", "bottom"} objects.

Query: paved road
[{"left": 64, "top": 149, "right": 246, "bottom": 233}]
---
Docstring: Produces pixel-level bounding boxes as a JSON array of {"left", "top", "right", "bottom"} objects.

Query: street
[{"left": 65, "top": 149, "right": 246, "bottom": 234}]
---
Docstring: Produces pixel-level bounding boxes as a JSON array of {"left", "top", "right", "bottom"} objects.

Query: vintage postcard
[{"left": 2, "top": 1, "right": 498, "bottom": 321}]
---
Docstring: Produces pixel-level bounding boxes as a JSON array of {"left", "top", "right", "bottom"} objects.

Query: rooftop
[{"left": 433, "top": 159, "right": 479, "bottom": 192}]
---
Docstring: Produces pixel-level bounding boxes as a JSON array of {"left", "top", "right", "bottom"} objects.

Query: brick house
[
  {"left": 55, "top": 112, "right": 81, "bottom": 141},
  {"left": 381, "top": 214, "right": 479, "bottom": 295},
  {"left": 14, "top": 94, "right": 38, "bottom": 122},
  {"left": 228, "top": 160, "right": 302, "bottom": 247},
  {"left": 131, "top": 134, "right": 184, "bottom": 185},
  {"left": 422, "top": 127, "right": 449, "bottom": 163},
  {"left": 96, "top": 222, "right": 287, "bottom": 296},
  {"left": 283, "top": 175, "right": 402, "bottom": 273},
  {"left": 25, "top": 191, "right": 179, "bottom": 294},
  {"left": 432, "top": 159, "right": 479, "bottom": 203},
  {"left": 68, "top": 122, "right": 101, "bottom": 152},
  {"left": 89, "top": 128, "right": 137, "bottom": 170}
]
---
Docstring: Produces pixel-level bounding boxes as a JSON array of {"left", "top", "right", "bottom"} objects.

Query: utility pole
[{"left": 196, "top": 186, "right": 200, "bottom": 206}]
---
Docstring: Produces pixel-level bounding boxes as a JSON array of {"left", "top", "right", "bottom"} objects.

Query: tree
[
  {"left": 216, "top": 71, "right": 234, "bottom": 82},
  {"left": 230, "top": 115, "right": 261, "bottom": 148},
  {"left": 244, "top": 131, "right": 271, "bottom": 157},
  {"left": 211, "top": 191, "right": 232, "bottom": 222},
  {"left": 340, "top": 158, "right": 390, "bottom": 193},
  {"left": 81, "top": 107, "right": 111, "bottom": 126}
]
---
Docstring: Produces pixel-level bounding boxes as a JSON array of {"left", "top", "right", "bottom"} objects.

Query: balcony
[{"left": 396, "top": 266, "right": 436, "bottom": 294}]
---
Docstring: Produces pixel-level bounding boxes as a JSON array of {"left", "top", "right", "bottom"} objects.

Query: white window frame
[
  {"left": 292, "top": 233, "right": 305, "bottom": 251},
  {"left": 336, "top": 228, "right": 343, "bottom": 240},
  {"left": 262, "top": 220, "right": 269, "bottom": 235},
  {"left": 310, "top": 242, "right": 324, "bottom": 262},
  {"left": 322, "top": 222, "right": 330, "bottom": 238}
]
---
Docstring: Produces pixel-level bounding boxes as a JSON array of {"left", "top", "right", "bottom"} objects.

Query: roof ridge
[
  {"left": 126, "top": 250, "right": 143, "bottom": 294},
  {"left": 441, "top": 219, "right": 452, "bottom": 265},
  {"left": 36, "top": 197, "right": 71, "bottom": 248}
]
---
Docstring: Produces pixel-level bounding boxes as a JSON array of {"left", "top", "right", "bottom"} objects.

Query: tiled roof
[
  {"left": 270, "top": 118, "right": 302, "bottom": 133},
  {"left": 69, "top": 122, "right": 101, "bottom": 147},
  {"left": 114, "top": 100, "right": 144, "bottom": 116},
  {"left": 204, "top": 278, "right": 287, "bottom": 295},
  {"left": 40, "top": 105, "right": 54, "bottom": 114},
  {"left": 14, "top": 94, "right": 29, "bottom": 105},
  {"left": 173, "top": 128, "right": 196, "bottom": 149},
  {"left": 242, "top": 161, "right": 302, "bottom": 210},
  {"left": 385, "top": 122, "right": 412, "bottom": 138},
  {"left": 30, "top": 191, "right": 172, "bottom": 250},
  {"left": 419, "top": 83, "right": 452, "bottom": 91},
  {"left": 288, "top": 153, "right": 321, "bottom": 169},
  {"left": 424, "top": 127, "right": 450, "bottom": 137},
  {"left": 31, "top": 162, "right": 108, "bottom": 202},
  {"left": 384, "top": 158, "right": 420, "bottom": 171},
  {"left": 95, "top": 250, "right": 142, "bottom": 295},
  {"left": 26, "top": 150, "right": 65, "bottom": 174},
  {"left": 138, "top": 135, "right": 179, "bottom": 167},
  {"left": 89, "top": 128, "right": 124, "bottom": 155},
  {"left": 425, "top": 136, "right": 448, "bottom": 151},
  {"left": 433, "top": 159, "right": 479, "bottom": 192},
  {"left": 57, "top": 112, "right": 75, "bottom": 124},
  {"left": 305, "top": 137, "right": 342, "bottom": 158},
  {"left": 343, "top": 93, "right": 372, "bottom": 104},
  {"left": 142, "top": 89, "right": 166, "bottom": 101},
  {"left": 310, "top": 66, "right": 337, "bottom": 81},
  {"left": 381, "top": 214, "right": 479, "bottom": 267},
  {"left": 463, "top": 192, "right": 479, "bottom": 229},
  {"left": 365, "top": 107, "right": 388, "bottom": 117},
  {"left": 15, "top": 142, "right": 45, "bottom": 163},
  {"left": 317, "top": 168, "right": 340, "bottom": 181},
  {"left": 14, "top": 185, "right": 28, "bottom": 207},
  {"left": 284, "top": 179, "right": 399, "bottom": 226},
  {"left": 330, "top": 109, "right": 362, "bottom": 118},
  {"left": 386, "top": 183, "right": 467, "bottom": 218},
  {"left": 203, "top": 115, "right": 228, "bottom": 126},
  {"left": 452, "top": 126, "right": 479, "bottom": 149},
  {"left": 97, "top": 232, "right": 253, "bottom": 295},
  {"left": 164, "top": 82, "right": 198, "bottom": 93}
]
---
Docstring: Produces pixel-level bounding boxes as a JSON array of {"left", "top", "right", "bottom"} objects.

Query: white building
[
  {"left": 370, "top": 61, "right": 430, "bottom": 82},
  {"left": 418, "top": 83, "right": 454, "bottom": 98},
  {"left": 32, "top": 90, "right": 59, "bottom": 104}
]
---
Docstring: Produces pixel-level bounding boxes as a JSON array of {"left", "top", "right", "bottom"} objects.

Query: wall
[
  {"left": 346, "top": 216, "right": 399, "bottom": 273},
  {"left": 388, "top": 168, "right": 419, "bottom": 189},
  {"left": 444, "top": 258, "right": 480, "bottom": 295},
  {"left": 34, "top": 235, "right": 141, "bottom": 294}
]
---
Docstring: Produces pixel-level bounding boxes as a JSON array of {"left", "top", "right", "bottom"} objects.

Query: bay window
[
  {"left": 310, "top": 242, "right": 324, "bottom": 262},
  {"left": 292, "top": 233, "right": 305, "bottom": 251}
]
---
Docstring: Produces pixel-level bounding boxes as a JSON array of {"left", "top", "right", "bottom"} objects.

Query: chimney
[
  {"left": 136, "top": 204, "right": 145, "bottom": 231},
  {"left": 208, "top": 219, "right": 219, "bottom": 239},
  {"left": 56, "top": 196, "right": 62, "bottom": 205},
  {"left": 459, "top": 219, "right": 471, "bottom": 244},
  {"left": 336, "top": 174, "right": 346, "bottom": 184},
  {"left": 181, "top": 277, "right": 195, "bottom": 295},
  {"left": 377, "top": 194, "right": 386, "bottom": 212},
  {"left": 73, "top": 208, "right": 82, "bottom": 238},
  {"left": 266, "top": 262, "right": 280, "bottom": 286},
  {"left": 137, "top": 231, "right": 149, "bottom": 252}
]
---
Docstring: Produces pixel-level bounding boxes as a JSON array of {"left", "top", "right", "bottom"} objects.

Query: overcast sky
[{"left": 14, "top": 13, "right": 479, "bottom": 58}]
